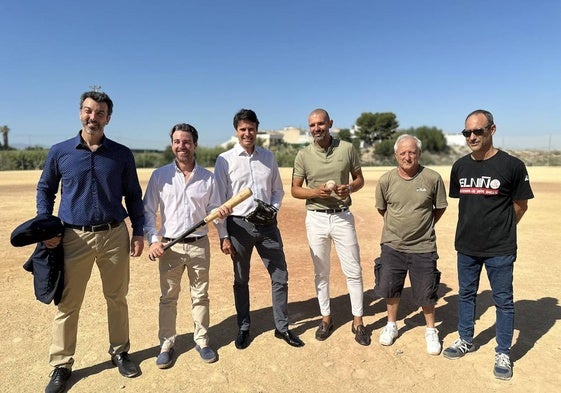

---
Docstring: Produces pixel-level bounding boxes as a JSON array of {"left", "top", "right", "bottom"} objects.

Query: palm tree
[{"left": 0, "top": 125, "right": 9, "bottom": 149}]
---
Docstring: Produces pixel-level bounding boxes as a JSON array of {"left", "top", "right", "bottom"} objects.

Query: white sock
[{"left": 387, "top": 321, "right": 397, "bottom": 328}]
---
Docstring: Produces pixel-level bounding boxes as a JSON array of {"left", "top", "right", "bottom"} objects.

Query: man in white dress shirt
[
  {"left": 214, "top": 109, "right": 304, "bottom": 349},
  {"left": 143, "top": 123, "right": 231, "bottom": 368}
]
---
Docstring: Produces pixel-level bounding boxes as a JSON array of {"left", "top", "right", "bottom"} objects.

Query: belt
[
  {"left": 64, "top": 221, "right": 122, "bottom": 232},
  {"left": 311, "top": 208, "right": 348, "bottom": 214},
  {"left": 162, "top": 235, "right": 207, "bottom": 244}
]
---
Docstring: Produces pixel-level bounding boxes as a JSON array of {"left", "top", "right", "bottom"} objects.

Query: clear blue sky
[{"left": 1, "top": 0, "right": 560, "bottom": 150}]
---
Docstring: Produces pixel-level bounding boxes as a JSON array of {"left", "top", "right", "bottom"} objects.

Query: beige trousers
[
  {"left": 49, "top": 223, "right": 131, "bottom": 368},
  {"left": 158, "top": 237, "right": 211, "bottom": 350}
]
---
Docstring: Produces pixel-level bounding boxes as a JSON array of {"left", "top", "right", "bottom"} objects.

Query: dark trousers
[{"left": 227, "top": 216, "right": 289, "bottom": 332}]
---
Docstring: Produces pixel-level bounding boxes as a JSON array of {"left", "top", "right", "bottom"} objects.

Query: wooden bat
[{"left": 149, "top": 188, "right": 253, "bottom": 260}]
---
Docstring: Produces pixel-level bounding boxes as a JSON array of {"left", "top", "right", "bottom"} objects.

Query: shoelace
[
  {"left": 495, "top": 353, "right": 511, "bottom": 369},
  {"left": 453, "top": 339, "right": 471, "bottom": 352}
]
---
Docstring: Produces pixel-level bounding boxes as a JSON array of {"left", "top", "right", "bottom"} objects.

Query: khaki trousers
[
  {"left": 49, "top": 223, "right": 131, "bottom": 368},
  {"left": 158, "top": 237, "right": 211, "bottom": 349}
]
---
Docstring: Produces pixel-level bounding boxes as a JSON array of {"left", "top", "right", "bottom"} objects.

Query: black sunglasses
[{"left": 461, "top": 124, "right": 493, "bottom": 138}]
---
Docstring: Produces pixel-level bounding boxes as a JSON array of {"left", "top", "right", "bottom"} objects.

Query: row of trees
[{"left": 0, "top": 112, "right": 449, "bottom": 170}]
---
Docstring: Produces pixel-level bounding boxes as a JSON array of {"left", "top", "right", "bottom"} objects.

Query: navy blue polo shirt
[{"left": 36, "top": 132, "right": 145, "bottom": 236}]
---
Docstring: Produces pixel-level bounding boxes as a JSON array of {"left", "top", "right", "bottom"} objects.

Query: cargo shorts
[{"left": 374, "top": 244, "right": 440, "bottom": 306}]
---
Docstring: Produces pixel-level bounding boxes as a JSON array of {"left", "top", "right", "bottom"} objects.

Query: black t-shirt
[{"left": 449, "top": 150, "right": 534, "bottom": 256}]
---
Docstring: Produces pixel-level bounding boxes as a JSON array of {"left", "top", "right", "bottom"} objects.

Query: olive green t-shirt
[
  {"left": 293, "top": 138, "right": 361, "bottom": 210},
  {"left": 375, "top": 166, "right": 448, "bottom": 253}
]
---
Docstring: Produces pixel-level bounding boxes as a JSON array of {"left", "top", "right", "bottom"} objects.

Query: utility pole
[{"left": 89, "top": 85, "right": 102, "bottom": 92}]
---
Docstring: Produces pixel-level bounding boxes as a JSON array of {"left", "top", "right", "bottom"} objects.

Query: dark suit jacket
[{"left": 11, "top": 214, "right": 64, "bottom": 305}]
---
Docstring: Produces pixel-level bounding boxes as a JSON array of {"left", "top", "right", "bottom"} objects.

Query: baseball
[{"left": 326, "top": 180, "right": 336, "bottom": 190}]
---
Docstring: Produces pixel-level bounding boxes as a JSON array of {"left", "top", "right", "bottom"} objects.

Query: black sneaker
[
  {"left": 45, "top": 367, "right": 71, "bottom": 393},
  {"left": 443, "top": 338, "right": 474, "bottom": 359}
]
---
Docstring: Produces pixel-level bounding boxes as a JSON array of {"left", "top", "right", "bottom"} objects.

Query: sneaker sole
[
  {"left": 201, "top": 355, "right": 218, "bottom": 364},
  {"left": 443, "top": 351, "right": 469, "bottom": 360},
  {"left": 157, "top": 361, "right": 173, "bottom": 369}
]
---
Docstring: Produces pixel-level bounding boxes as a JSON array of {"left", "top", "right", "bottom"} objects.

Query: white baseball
[{"left": 326, "top": 180, "right": 336, "bottom": 190}]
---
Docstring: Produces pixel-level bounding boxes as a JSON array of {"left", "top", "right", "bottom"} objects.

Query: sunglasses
[{"left": 461, "top": 124, "right": 493, "bottom": 138}]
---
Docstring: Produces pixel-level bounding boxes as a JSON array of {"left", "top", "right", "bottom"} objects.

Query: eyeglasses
[{"left": 461, "top": 124, "right": 493, "bottom": 138}]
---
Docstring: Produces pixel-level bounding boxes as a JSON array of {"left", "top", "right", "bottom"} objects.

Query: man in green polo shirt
[{"left": 291, "top": 108, "right": 369, "bottom": 346}]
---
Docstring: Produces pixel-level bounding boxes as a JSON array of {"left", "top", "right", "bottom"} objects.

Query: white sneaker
[
  {"left": 425, "top": 328, "right": 441, "bottom": 355},
  {"left": 379, "top": 324, "right": 398, "bottom": 346}
]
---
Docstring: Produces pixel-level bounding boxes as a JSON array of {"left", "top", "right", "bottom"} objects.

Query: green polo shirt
[{"left": 293, "top": 138, "right": 361, "bottom": 210}]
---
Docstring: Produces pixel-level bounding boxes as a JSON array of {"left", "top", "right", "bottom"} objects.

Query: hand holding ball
[{"left": 325, "top": 180, "right": 336, "bottom": 190}]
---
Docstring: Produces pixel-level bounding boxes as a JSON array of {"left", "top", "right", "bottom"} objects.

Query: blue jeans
[{"left": 457, "top": 253, "right": 516, "bottom": 355}]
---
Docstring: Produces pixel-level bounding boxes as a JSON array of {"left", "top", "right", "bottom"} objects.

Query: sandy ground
[{"left": 0, "top": 166, "right": 559, "bottom": 393}]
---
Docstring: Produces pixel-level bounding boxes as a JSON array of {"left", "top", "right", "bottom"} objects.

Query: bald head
[{"left": 309, "top": 108, "right": 331, "bottom": 122}]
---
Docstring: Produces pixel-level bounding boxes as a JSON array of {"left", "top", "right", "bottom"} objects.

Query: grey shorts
[{"left": 374, "top": 244, "right": 440, "bottom": 306}]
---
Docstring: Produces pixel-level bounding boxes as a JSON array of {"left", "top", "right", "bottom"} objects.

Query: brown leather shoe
[
  {"left": 352, "top": 324, "right": 371, "bottom": 346},
  {"left": 315, "top": 320, "right": 334, "bottom": 341}
]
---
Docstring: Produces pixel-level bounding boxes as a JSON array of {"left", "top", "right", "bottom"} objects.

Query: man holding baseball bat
[
  {"left": 291, "top": 108, "right": 370, "bottom": 346},
  {"left": 214, "top": 109, "right": 304, "bottom": 349},
  {"left": 143, "top": 123, "right": 232, "bottom": 368}
]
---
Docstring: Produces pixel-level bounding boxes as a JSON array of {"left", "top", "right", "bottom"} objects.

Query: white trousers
[{"left": 305, "top": 210, "right": 364, "bottom": 317}]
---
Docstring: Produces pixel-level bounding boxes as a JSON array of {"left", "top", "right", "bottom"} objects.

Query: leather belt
[
  {"left": 64, "top": 221, "right": 122, "bottom": 232},
  {"left": 162, "top": 235, "right": 206, "bottom": 244},
  {"left": 311, "top": 208, "right": 348, "bottom": 214}
]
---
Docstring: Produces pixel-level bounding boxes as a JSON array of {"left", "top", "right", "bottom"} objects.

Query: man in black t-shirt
[{"left": 443, "top": 109, "right": 534, "bottom": 381}]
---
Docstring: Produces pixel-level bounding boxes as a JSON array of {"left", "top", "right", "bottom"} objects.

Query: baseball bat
[{"left": 148, "top": 188, "right": 253, "bottom": 261}]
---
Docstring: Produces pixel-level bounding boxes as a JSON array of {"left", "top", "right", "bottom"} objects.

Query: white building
[{"left": 445, "top": 133, "right": 465, "bottom": 147}]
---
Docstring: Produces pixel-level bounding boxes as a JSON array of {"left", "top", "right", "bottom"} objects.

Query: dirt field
[{"left": 1, "top": 166, "right": 559, "bottom": 393}]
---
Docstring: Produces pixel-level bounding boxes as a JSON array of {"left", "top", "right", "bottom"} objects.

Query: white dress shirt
[
  {"left": 214, "top": 143, "right": 284, "bottom": 217},
  {"left": 143, "top": 162, "right": 227, "bottom": 244}
]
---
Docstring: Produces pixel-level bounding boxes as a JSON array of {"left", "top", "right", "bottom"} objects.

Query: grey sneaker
[
  {"left": 196, "top": 345, "right": 218, "bottom": 363},
  {"left": 493, "top": 353, "right": 512, "bottom": 380},
  {"left": 156, "top": 347, "right": 174, "bottom": 369},
  {"left": 443, "top": 338, "right": 474, "bottom": 359}
]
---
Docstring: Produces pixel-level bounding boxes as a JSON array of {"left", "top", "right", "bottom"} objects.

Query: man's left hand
[{"left": 130, "top": 235, "right": 144, "bottom": 257}]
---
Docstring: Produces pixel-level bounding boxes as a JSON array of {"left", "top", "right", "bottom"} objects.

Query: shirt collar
[
  {"left": 233, "top": 142, "right": 258, "bottom": 157},
  {"left": 73, "top": 131, "right": 108, "bottom": 150},
  {"left": 313, "top": 135, "right": 336, "bottom": 153},
  {"left": 173, "top": 161, "right": 199, "bottom": 175}
]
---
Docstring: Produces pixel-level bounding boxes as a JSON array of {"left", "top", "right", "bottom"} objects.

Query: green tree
[
  {"left": 338, "top": 128, "right": 352, "bottom": 142},
  {"left": 355, "top": 112, "right": 399, "bottom": 145},
  {"left": 401, "top": 126, "right": 448, "bottom": 153},
  {"left": 374, "top": 139, "right": 395, "bottom": 157}
]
